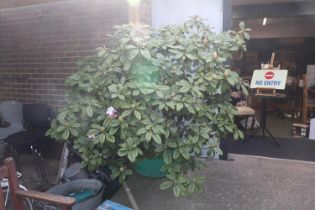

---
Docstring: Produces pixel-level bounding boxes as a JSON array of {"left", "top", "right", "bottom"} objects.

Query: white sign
[{"left": 250, "top": 70, "right": 288, "bottom": 90}]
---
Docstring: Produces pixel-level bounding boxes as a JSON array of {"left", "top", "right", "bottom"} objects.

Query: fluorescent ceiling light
[{"left": 263, "top": 17, "right": 267, "bottom": 26}]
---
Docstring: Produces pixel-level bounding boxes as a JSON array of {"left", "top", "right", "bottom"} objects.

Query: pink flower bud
[{"left": 106, "top": 106, "right": 118, "bottom": 119}]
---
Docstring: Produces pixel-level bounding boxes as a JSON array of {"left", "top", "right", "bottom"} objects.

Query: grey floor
[
  {"left": 113, "top": 154, "right": 315, "bottom": 210},
  {"left": 12, "top": 112, "right": 315, "bottom": 210},
  {"left": 12, "top": 150, "right": 315, "bottom": 210},
  {"left": 18, "top": 154, "right": 59, "bottom": 191},
  {"left": 265, "top": 112, "right": 296, "bottom": 138}
]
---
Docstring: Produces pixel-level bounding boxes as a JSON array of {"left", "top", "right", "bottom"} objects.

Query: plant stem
[{"left": 123, "top": 181, "right": 139, "bottom": 210}]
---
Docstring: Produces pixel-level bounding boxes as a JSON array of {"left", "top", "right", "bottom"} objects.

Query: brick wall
[
  {"left": 0, "top": 0, "right": 151, "bottom": 109},
  {"left": 0, "top": 0, "right": 69, "bottom": 9}
]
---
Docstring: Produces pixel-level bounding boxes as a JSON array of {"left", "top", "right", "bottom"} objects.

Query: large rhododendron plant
[{"left": 47, "top": 17, "right": 250, "bottom": 196}]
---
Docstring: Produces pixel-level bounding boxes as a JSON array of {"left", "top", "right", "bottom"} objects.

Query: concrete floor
[
  {"left": 18, "top": 154, "right": 60, "bottom": 191},
  {"left": 13, "top": 153, "right": 315, "bottom": 210},
  {"left": 112, "top": 154, "right": 315, "bottom": 210}
]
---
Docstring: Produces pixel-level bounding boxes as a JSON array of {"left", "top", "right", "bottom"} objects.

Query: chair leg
[
  {"left": 244, "top": 116, "right": 249, "bottom": 135},
  {"left": 250, "top": 115, "right": 255, "bottom": 132},
  {"left": 37, "top": 152, "right": 47, "bottom": 183},
  {"left": 31, "top": 146, "right": 42, "bottom": 179},
  {"left": 32, "top": 145, "right": 48, "bottom": 183}
]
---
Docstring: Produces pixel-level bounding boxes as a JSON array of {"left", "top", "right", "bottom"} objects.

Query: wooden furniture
[
  {"left": 235, "top": 106, "right": 256, "bottom": 134},
  {"left": 233, "top": 88, "right": 256, "bottom": 134},
  {"left": 274, "top": 49, "right": 297, "bottom": 71},
  {"left": 0, "top": 157, "right": 75, "bottom": 210},
  {"left": 302, "top": 75, "right": 315, "bottom": 124}
]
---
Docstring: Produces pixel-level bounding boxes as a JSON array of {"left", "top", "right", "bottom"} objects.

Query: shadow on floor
[
  {"left": 17, "top": 154, "right": 59, "bottom": 191},
  {"left": 112, "top": 155, "right": 315, "bottom": 210},
  {"left": 229, "top": 135, "right": 315, "bottom": 162}
]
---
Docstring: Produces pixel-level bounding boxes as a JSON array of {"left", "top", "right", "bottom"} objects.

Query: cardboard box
[{"left": 291, "top": 123, "right": 309, "bottom": 138}]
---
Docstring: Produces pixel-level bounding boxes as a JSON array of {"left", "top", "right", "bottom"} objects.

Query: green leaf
[
  {"left": 239, "top": 21, "right": 245, "bottom": 30},
  {"left": 156, "top": 125, "right": 165, "bottom": 134},
  {"left": 145, "top": 132, "right": 152, "bottom": 142},
  {"left": 226, "top": 76, "right": 235, "bottom": 86},
  {"left": 129, "top": 49, "right": 139, "bottom": 60},
  {"left": 241, "top": 84, "right": 249, "bottom": 95},
  {"left": 109, "top": 127, "right": 119, "bottom": 135},
  {"left": 118, "top": 148, "right": 128, "bottom": 157},
  {"left": 99, "top": 133, "right": 105, "bottom": 144},
  {"left": 186, "top": 53, "right": 197, "bottom": 60},
  {"left": 238, "top": 129, "right": 244, "bottom": 139},
  {"left": 233, "top": 130, "right": 238, "bottom": 140},
  {"left": 133, "top": 90, "right": 140, "bottom": 96},
  {"left": 185, "top": 104, "right": 195, "bottom": 114},
  {"left": 173, "top": 185, "right": 181, "bottom": 197},
  {"left": 244, "top": 32, "right": 250, "bottom": 40},
  {"left": 173, "top": 150, "right": 180, "bottom": 159},
  {"left": 86, "top": 106, "right": 93, "bottom": 117},
  {"left": 176, "top": 103, "right": 184, "bottom": 111},
  {"left": 128, "top": 150, "right": 138, "bottom": 162},
  {"left": 188, "top": 183, "right": 195, "bottom": 193},
  {"left": 107, "top": 135, "right": 115, "bottom": 143},
  {"left": 121, "top": 110, "right": 132, "bottom": 118},
  {"left": 166, "top": 102, "right": 175, "bottom": 110},
  {"left": 62, "top": 129, "right": 69, "bottom": 139},
  {"left": 166, "top": 141, "right": 177, "bottom": 148},
  {"left": 181, "top": 151, "right": 190, "bottom": 160},
  {"left": 156, "top": 91, "right": 164, "bottom": 98},
  {"left": 163, "top": 150, "right": 172, "bottom": 164},
  {"left": 69, "top": 128, "right": 78, "bottom": 137},
  {"left": 137, "top": 127, "right": 147, "bottom": 135},
  {"left": 56, "top": 126, "right": 66, "bottom": 132},
  {"left": 160, "top": 181, "right": 173, "bottom": 190},
  {"left": 125, "top": 44, "right": 136, "bottom": 49},
  {"left": 152, "top": 133, "right": 162, "bottom": 144},
  {"left": 97, "top": 48, "right": 106, "bottom": 57},
  {"left": 140, "top": 49, "right": 151, "bottom": 60},
  {"left": 179, "top": 86, "right": 190, "bottom": 93},
  {"left": 108, "top": 85, "right": 118, "bottom": 93},
  {"left": 134, "top": 110, "right": 141, "bottom": 120},
  {"left": 110, "top": 120, "right": 120, "bottom": 127}
]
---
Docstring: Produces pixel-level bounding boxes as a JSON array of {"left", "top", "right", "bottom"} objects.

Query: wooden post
[
  {"left": 123, "top": 181, "right": 139, "bottom": 210},
  {"left": 56, "top": 144, "right": 69, "bottom": 183},
  {"left": 5, "top": 158, "right": 25, "bottom": 210}
]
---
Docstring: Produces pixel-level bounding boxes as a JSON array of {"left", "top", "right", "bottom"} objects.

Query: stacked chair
[
  {"left": 0, "top": 101, "right": 54, "bottom": 182},
  {"left": 0, "top": 101, "right": 24, "bottom": 142}
]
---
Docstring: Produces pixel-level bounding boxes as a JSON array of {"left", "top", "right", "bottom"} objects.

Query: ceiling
[
  {"left": 232, "top": 0, "right": 315, "bottom": 39},
  {"left": 232, "top": 0, "right": 310, "bottom": 6}
]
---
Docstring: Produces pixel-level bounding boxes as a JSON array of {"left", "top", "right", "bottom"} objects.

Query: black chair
[{"left": 4, "top": 104, "right": 54, "bottom": 182}]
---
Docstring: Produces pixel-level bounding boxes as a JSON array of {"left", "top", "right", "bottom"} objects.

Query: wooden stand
[
  {"left": 244, "top": 88, "right": 282, "bottom": 147},
  {"left": 255, "top": 88, "right": 277, "bottom": 97}
]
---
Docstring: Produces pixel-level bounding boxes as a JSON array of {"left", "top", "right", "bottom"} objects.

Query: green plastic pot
[{"left": 134, "top": 157, "right": 166, "bottom": 178}]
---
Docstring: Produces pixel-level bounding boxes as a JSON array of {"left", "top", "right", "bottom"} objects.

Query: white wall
[{"left": 152, "top": 0, "right": 223, "bottom": 33}]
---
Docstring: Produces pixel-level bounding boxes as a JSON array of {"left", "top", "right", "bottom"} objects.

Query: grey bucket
[
  {"left": 64, "top": 162, "right": 88, "bottom": 181},
  {"left": 47, "top": 179, "right": 104, "bottom": 210}
]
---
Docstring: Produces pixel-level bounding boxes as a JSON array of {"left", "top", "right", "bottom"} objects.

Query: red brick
[{"left": 0, "top": 0, "right": 151, "bottom": 109}]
